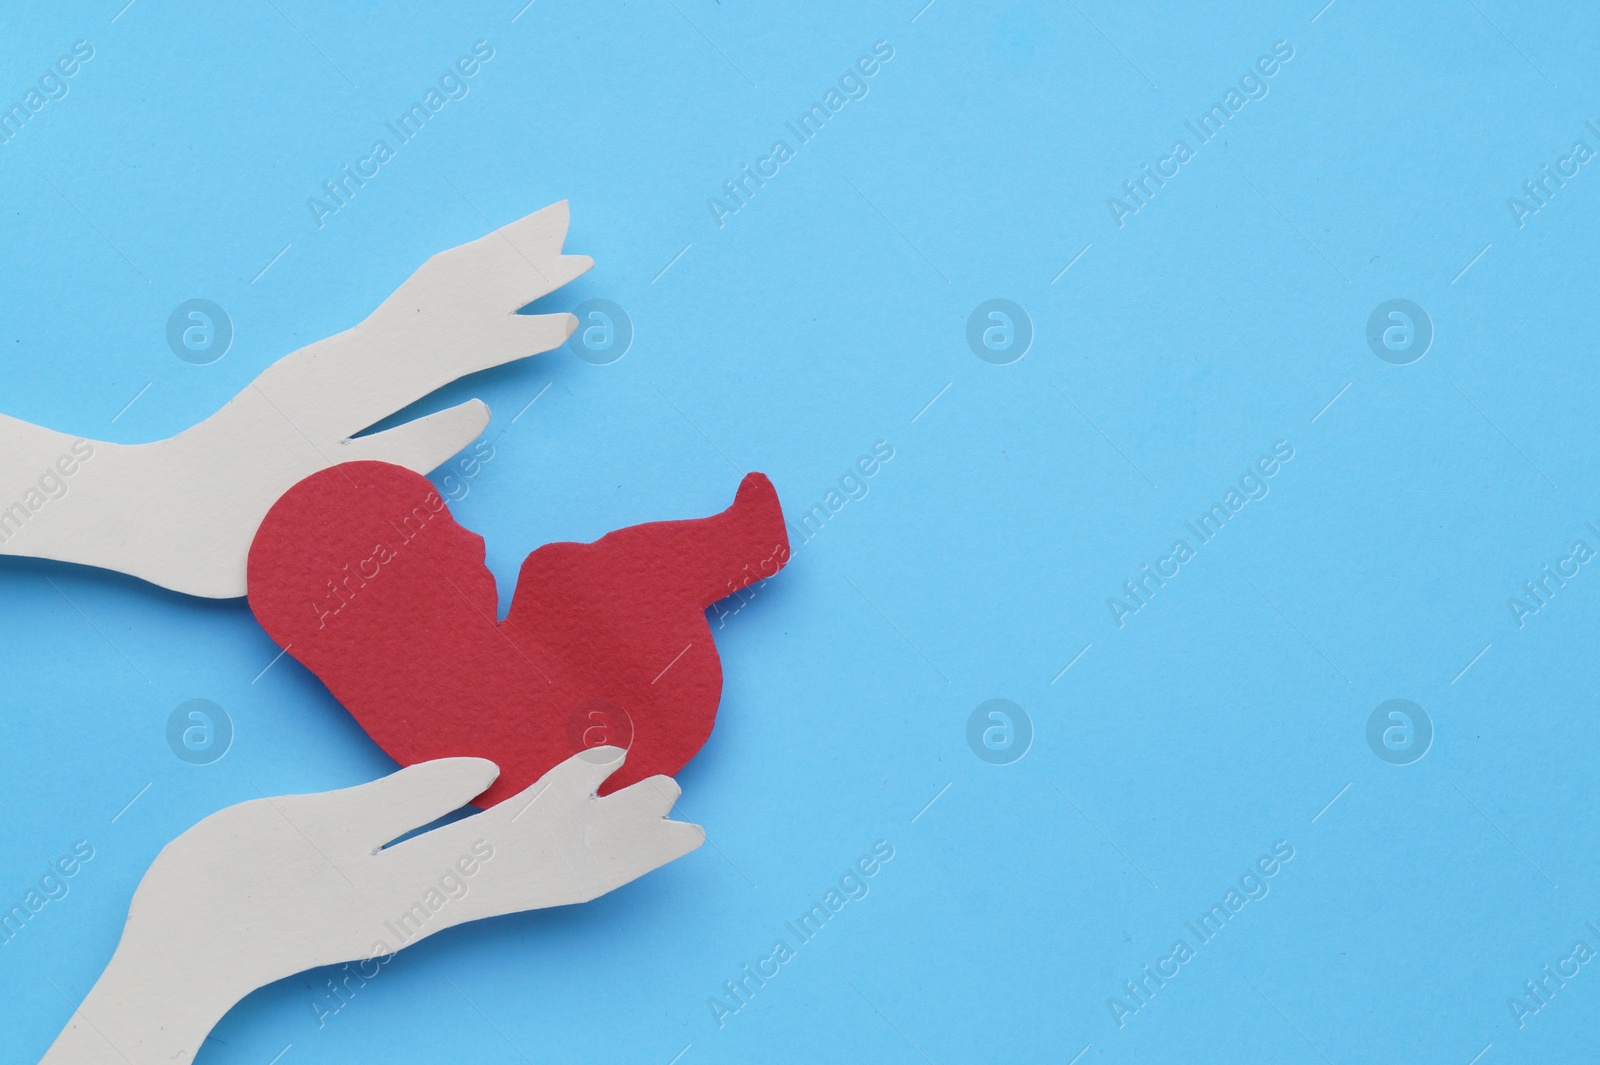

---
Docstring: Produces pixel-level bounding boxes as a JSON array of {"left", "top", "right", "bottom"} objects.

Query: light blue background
[{"left": 2, "top": 1, "right": 1598, "bottom": 1062}]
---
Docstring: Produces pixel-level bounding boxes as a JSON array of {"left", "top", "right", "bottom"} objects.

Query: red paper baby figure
[{"left": 247, "top": 461, "right": 789, "bottom": 805}]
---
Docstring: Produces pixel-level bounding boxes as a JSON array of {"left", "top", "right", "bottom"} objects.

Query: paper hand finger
[
  {"left": 253, "top": 202, "right": 590, "bottom": 444},
  {"left": 535, "top": 745, "right": 631, "bottom": 807},
  {"left": 435, "top": 756, "right": 702, "bottom": 918},
  {"left": 569, "top": 791, "right": 705, "bottom": 902},
  {"left": 601, "top": 775, "right": 685, "bottom": 822},
  {"left": 347, "top": 310, "right": 577, "bottom": 425},
  {"left": 317, "top": 757, "right": 499, "bottom": 855},
  {"left": 340, "top": 399, "right": 490, "bottom": 474},
  {"left": 419, "top": 200, "right": 593, "bottom": 310}
]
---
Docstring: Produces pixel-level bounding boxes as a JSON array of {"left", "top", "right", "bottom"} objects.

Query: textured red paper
[{"left": 247, "top": 461, "right": 789, "bottom": 805}]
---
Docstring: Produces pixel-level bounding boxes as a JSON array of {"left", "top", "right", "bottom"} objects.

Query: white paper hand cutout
[
  {"left": 40, "top": 749, "right": 700, "bottom": 1065},
  {"left": 0, "top": 201, "right": 591, "bottom": 598}
]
